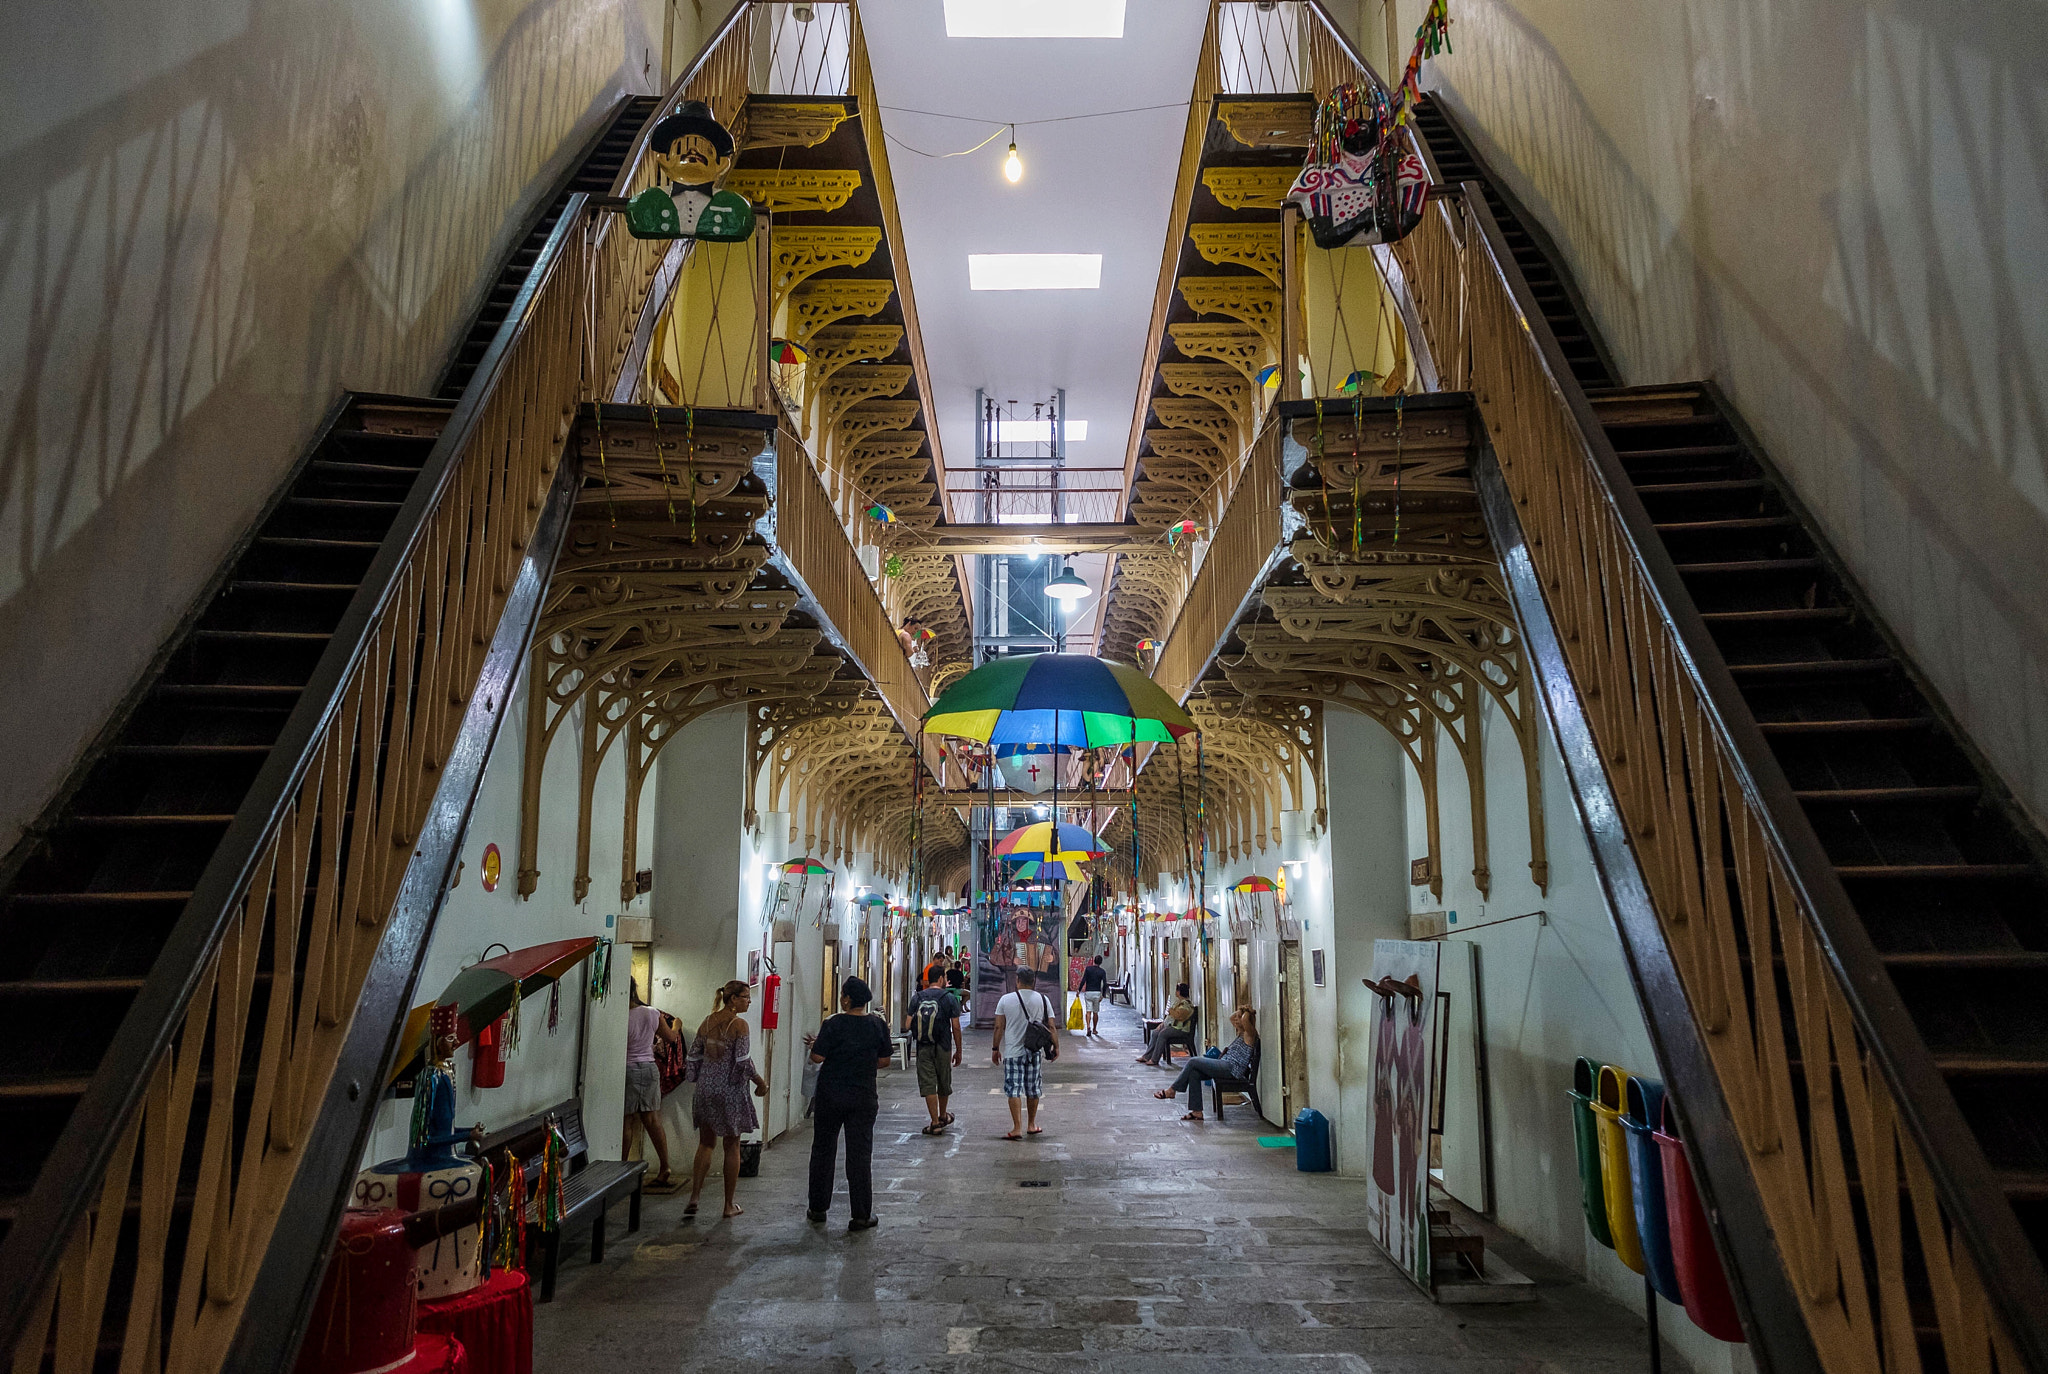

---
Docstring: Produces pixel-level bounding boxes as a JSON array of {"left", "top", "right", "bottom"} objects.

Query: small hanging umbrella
[
  {"left": 923, "top": 652, "right": 1195, "bottom": 749},
  {"left": 994, "top": 821, "right": 1107, "bottom": 859},
  {"left": 768, "top": 338, "right": 808, "bottom": 367},
  {"left": 388, "top": 938, "right": 599, "bottom": 1082},
  {"left": 1232, "top": 875, "right": 1279, "bottom": 894},
  {"left": 867, "top": 503, "right": 896, "bottom": 524},
  {"left": 1166, "top": 519, "right": 1203, "bottom": 547},
  {"left": 781, "top": 857, "right": 831, "bottom": 876}
]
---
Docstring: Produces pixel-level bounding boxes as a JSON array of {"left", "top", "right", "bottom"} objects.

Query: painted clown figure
[{"left": 623, "top": 100, "right": 756, "bottom": 242}]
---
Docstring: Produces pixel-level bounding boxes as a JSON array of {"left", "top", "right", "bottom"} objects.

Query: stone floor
[{"left": 534, "top": 1002, "right": 1665, "bottom": 1371}]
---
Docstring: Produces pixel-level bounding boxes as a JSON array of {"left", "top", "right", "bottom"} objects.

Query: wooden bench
[
  {"left": 471, "top": 1096, "right": 645, "bottom": 1301},
  {"left": 1140, "top": 1008, "right": 1200, "bottom": 1062}
]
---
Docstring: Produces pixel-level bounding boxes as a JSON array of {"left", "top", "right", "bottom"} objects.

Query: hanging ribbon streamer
[
  {"left": 589, "top": 937, "right": 614, "bottom": 1001},
  {"left": 539, "top": 1119, "right": 569, "bottom": 1234},
  {"left": 504, "top": 979, "right": 522, "bottom": 1054},
  {"left": 497, "top": 1152, "right": 527, "bottom": 1273},
  {"left": 476, "top": 1154, "right": 496, "bottom": 1279},
  {"left": 547, "top": 980, "right": 561, "bottom": 1034}
]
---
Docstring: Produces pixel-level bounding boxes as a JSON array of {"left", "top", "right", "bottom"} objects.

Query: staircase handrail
[
  {"left": 1298, "top": 5, "right": 2048, "bottom": 1368},
  {"left": 0, "top": 15, "right": 761, "bottom": 1371}
]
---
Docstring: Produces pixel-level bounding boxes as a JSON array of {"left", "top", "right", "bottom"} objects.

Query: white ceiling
[{"left": 858, "top": 2, "right": 1210, "bottom": 652}]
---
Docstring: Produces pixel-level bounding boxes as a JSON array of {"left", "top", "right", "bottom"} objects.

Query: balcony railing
[{"left": 1151, "top": 420, "right": 1285, "bottom": 703}]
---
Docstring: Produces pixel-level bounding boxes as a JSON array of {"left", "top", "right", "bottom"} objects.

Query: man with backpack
[
  {"left": 992, "top": 967, "right": 1058, "bottom": 1140},
  {"left": 904, "top": 965, "right": 963, "bottom": 1134}
]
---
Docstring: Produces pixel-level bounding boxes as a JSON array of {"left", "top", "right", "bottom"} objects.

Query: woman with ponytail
[{"left": 685, "top": 979, "right": 766, "bottom": 1218}]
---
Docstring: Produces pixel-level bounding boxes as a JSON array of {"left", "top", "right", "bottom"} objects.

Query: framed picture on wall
[
  {"left": 1312, "top": 949, "right": 1327, "bottom": 987},
  {"left": 748, "top": 950, "right": 761, "bottom": 985}
]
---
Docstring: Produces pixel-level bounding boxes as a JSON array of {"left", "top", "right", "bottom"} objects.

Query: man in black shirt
[
  {"left": 904, "top": 967, "right": 963, "bottom": 1133},
  {"left": 806, "top": 976, "right": 894, "bottom": 1230},
  {"left": 1079, "top": 955, "right": 1109, "bottom": 1037}
]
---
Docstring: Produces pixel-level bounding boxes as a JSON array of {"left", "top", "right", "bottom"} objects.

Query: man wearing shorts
[
  {"left": 904, "top": 966, "right": 962, "bottom": 1133},
  {"left": 992, "top": 968, "right": 1057, "bottom": 1139},
  {"left": 1079, "top": 955, "right": 1108, "bottom": 1037}
]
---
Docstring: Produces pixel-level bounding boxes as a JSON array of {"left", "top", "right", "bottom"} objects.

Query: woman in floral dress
[{"left": 685, "top": 979, "right": 766, "bottom": 1218}]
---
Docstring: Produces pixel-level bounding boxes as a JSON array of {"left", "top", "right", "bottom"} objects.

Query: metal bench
[
  {"left": 1202, "top": 1040, "right": 1265, "bottom": 1121},
  {"left": 471, "top": 1096, "right": 645, "bottom": 1301}
]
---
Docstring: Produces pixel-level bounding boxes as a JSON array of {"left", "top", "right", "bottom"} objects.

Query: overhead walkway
[{"left": 1113, "top": 9, "right": 2048, "bottom": 1373}]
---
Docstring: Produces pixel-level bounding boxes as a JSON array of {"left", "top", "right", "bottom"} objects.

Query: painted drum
[
  {"left": 1568, "top": 1057, "right": 1615, "bottom": 1248},
  {"left": 1592, "top": 1064, "right": 1647, "bottom": 1274},
  {"left": 1624, "top": 1075, "right": 1682, "bottom": 1302},
  {"left": 1654, "top": 1097, "right": 1747, "bottom": 1342}
]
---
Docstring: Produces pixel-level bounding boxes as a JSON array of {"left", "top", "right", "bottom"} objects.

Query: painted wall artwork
[{"left": 1366, "top": 938, "right": 1440, "bottom": 1290}]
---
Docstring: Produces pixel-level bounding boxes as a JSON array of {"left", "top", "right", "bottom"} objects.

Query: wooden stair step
[
  {"left": 1757, "top": 717, "right": 1936, "bottom": 736},
  {"left": 1633, "top": 478, "right": 1769, "bottom": 495},
  {"left": 1836, "top": 863, "right": 2034, "bottom": 881},
  {"left": 1880, "top": 951, "right": 2048, "bottom": 972},
  {"left": 67, "top": 814, "right": 236, "bottom": 827},
  {"left": 7, "top": 891, "right": 194, "bottom": 905},
  {"left": 1652, "top": 515, "right": 1799, "bottom": 534},
  {"left": 1793, "top": 786, "right": 1979, "bottom": 805},
  {"left": 1700, "top": 607, "right": 1854, "bottom": 625},
  {"left": 190, "top": 629, "right": 333, "bottom": 643},
  {"left": 1724, "top": 658, "right": 1899, "bottom": 680},
  {"left": 1674, "top": 557, "right": 1822, "bottom": 574}
]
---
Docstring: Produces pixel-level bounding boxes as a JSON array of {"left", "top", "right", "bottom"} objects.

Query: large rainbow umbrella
[
  {"left": 1011, "top": 857, "right": 1089, "bottom": 883},
  {"left": 781, "top": 857, "right": 831, "bottom": 876},
  {"left": 1232, "top": 875, "right": 1279, "bottom": 894},
  {"left": 994, "top": 821, "right": 1107, "bottom": 860},
  {"left": 923, "top": 653, "right": 1195, "bottom": 749}
]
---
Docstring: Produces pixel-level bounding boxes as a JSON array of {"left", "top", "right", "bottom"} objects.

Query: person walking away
[
  {"left": 904, "top": 965, "right": 963, "bottom": 1133},
  {"left": 1154, "top": 1007, "right": 1258, "bottom": 1121},
  {"left": 808, "top": 976, "right": 894, "bottom": 1230},
  {"left": 946, "top": 957, "right": 968, "bottom": 994},
  {"left": 1136, "top": 984, "right": 1196, "bottom": 1066},
  {"left": 685, "top": 980, "right": 766, "bottom": 1219},
  {"left": 1079, "top": 956, "right": 1108, "bottom": 1037},
  {"left": 624, "top": 983, "right": 681, "bottom": 1185},
  {"left": 993, "top": 968, "right": 1057, "bottom": 1140}
]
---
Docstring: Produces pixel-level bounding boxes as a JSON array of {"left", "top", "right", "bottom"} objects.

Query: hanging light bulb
[{"left": 1003, "top": 126, "right": 1023, "bottom": 184}]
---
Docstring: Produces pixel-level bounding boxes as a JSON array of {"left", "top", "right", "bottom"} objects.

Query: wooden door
[
  {"left": 1232, "top": 939, "right": 1250, "bottom": 1013},
  {"left": 1277, "top": 940, "right": 1310, "bottom": 1127}
]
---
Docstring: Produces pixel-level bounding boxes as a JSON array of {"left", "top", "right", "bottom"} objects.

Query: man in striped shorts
[{"left": 992, "top": 968, "right": 1057, "bottom": 1140}]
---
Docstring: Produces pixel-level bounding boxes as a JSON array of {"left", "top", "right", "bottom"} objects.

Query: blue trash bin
[
  {"left": 1294, "top": 1108, "right": 1332, "bottom": 1172},
  {"left": 1624, "top": 1076, "right": 1682, "bottom": 1302}
]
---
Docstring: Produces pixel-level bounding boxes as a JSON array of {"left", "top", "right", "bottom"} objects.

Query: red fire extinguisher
[
  {"left": 468, "top": 1014, "right": 505, "bottom": 1089},
  {"left": 761, "top": 972, "right": 782, "bottom": 1030}
]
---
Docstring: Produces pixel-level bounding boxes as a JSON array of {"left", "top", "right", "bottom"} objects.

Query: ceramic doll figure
[
  {"left": 354, "top": 1018, "right": 486, "bottom": 1299},
  {"left": 623, "top": 100, "right": 756, "bottom": 242}
]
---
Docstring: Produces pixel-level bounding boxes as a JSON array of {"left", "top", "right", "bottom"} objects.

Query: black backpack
[
  {"left": 1018, "top": 990, "right": 1057, "bottom": 1059},
  {"left": 911, "top": 992, "right": 947, "bottom": 1046}
]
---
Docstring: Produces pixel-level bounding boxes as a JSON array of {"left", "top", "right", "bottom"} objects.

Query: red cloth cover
[
  {"left": 417, "top": 1269, "right": 533, "bottom": 1374},
  {"left": 413, "top": 1334, "right": 469, "bottom": 1373},
  {"left": 296, "top": 1209, "right": 416, "bottom": 1374}
]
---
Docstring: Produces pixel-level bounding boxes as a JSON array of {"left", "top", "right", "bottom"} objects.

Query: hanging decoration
[
  {"left": 538, "top": 1116, "right": 569, "bottom": 1234},
  {"left": 884, "top": 553, "right": 906, "bottom": 579},
  {"left": 1256, "top": 364, "right": 1281, "bottom": 401},
  {"left": 765, "top": 858, "right": 837, "bottom": 930},
  {"left": 619, "top": 101, "right": 757, "bottom": 242},
  {"left": 867, "top": 503, "right": 897, "bottom": 524},
  {"left": 1166, "top": 519, "right": 1205, "bottom": 548},
  {"left": 768, "top": 338, "right": 808, "bottom": 367},
  {"left": 1284, "top": 80, "right": 1431, "bottom": 249},
  {"left": 388, "top": 939, "right": 600, "bottom": 1083},
  {"left": 589, "top": 936, "right": 614, "bottom": 1002}
]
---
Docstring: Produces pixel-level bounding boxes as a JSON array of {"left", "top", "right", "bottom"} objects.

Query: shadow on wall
[
  {"left": 1432, "top": 0, "right": 2048, "bottom": 823},
  {"left": 0, "top": 0, "right": 640, "bottom": 849}
]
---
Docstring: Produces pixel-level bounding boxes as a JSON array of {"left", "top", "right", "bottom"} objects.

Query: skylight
[
  {"left": 943, "top": 0, "right": 1125, "bottom": 38},
  {"left": 968, "top": 254, "right": 1103, "bottom": 291}
]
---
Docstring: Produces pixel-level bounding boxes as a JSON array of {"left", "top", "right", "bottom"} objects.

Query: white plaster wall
[
  {"left": 1412, "top": 692, "right": 1753, "bottom": 1374},
  {"left": 1382, "top": 0, "right": 2048, "bottom": 826},
  {"left": 0, "top": 0, "right": 703, "bottom": 855},
  {"left": 361, "top": 665, "right": 646, "bottom": 1169}
]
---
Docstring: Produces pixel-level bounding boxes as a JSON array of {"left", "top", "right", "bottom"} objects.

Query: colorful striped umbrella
[
  {"left": 867, "top": 503, "right": 896, "bottom": 524},
  {"left": 1232, "top": 875, "right": 1279, "bottom": 893},
  {"left": 922, "top": 652, "right": 1195, "bottom": 749},
  {"left": 994, "top": 821, "right": 1107, "bottom": 859},
  {"left": 1011, "top": 857, "right": 1088, "bottom": 883},
  {"left": 781, "top": 857, "right": 830, "bottom": 875},
  {"left": 769, "top": 338, "right": 808, "bottom": 366}
]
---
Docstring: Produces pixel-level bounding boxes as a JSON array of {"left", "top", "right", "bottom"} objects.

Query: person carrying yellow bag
[{"left": 1067, "top": 996, "right": 1085, "bottom": 1031}]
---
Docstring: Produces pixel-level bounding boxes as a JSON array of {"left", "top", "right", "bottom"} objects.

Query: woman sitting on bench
[
  {"left": 1154, "top": 1007, "right": 1257, "bottom": 1121},
  {"left": 1135, "top": 984, "right": 1196, "bottom": 1066}
]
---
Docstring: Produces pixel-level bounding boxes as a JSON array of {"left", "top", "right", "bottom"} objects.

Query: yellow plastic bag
[{"left": 1067, "top": 997, "right": 1085, "bottom": 1030}]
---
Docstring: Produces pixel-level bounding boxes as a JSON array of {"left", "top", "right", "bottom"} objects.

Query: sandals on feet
[
  {"left": 921, "top": 1122, "right": 945, "bottom": 1135},
  {"left": 1181, "top": 1112, "right": 1205, "bottom": 1122},
  {"left": 1003, "top": 1131, "right": 1022, "bottom": 1141},
  {"left": 1153, "top": 1089, "right": 1174, "bottom": 1100}
]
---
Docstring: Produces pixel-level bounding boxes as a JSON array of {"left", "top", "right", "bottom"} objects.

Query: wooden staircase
[
  {"left": 0, "top": 93, "right": 663, "bottom": 1372},
  {"left": 1406, "top": 90, "right": 2048, "bottom": 1362},
  {"left": 1592, "top": 384, "right": 2048, "bottom": 1268}
]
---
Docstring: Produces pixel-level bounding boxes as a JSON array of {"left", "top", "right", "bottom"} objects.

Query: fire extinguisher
[
  {"left": 761, "top": 972, "right": 782, "bottom": 1030},
  {"left": 468, "top": 1015, "right": 505, "bottom": 1089}
]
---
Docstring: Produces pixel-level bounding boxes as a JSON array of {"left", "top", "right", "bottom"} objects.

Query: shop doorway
[{"left": 1278, "top": 940, "right": 1311, "bottom": 1126}]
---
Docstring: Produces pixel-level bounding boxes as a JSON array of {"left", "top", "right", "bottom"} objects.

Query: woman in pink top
[{"left": 625, "top": 982, "right": 680, "bottom": 1185}]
